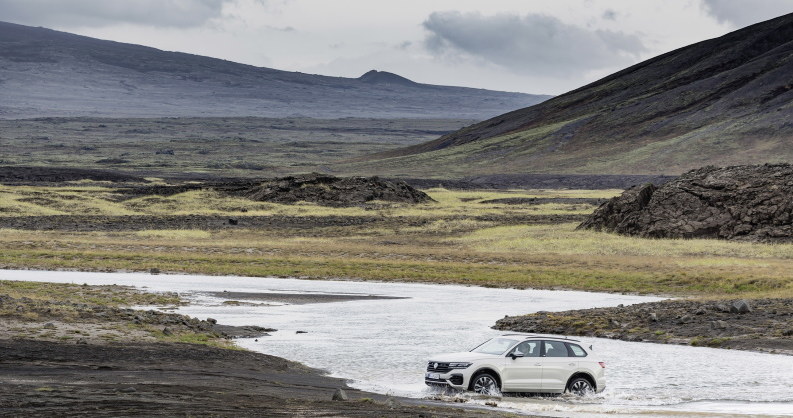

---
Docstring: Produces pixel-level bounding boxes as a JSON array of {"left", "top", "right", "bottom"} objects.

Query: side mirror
[{"left": 509, "top": 352, "right": 524, "bottom": 360}]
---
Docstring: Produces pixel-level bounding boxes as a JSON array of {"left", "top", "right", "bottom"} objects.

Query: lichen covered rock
[
  {"left": 578, "top": 164, "right": 793, "bottom": 241},
  {"left": 240, "top": 173, "right": 432, "bottom": 207}
]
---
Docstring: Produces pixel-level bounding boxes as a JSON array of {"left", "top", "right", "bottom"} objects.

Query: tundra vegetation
[{"left": 1, "top": 184, "right": 791, "bottom": 299}]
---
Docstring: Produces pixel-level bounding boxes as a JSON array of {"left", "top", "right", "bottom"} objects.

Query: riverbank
[
  {"left": 1, "top": 339, "right": 514, "bottom": 417},
  {"left": 494, "top": 298, "right": 793, "bottom": 355},
  {"left": 0, "top": 281, "right": 518, "bottom": 417}
]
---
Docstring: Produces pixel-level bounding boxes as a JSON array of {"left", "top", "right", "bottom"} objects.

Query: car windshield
[{"left": 470, "top": 338, "right": 518, "bottom": 355}]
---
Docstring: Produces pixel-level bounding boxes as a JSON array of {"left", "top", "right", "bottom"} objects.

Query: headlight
[{"left": 449, "top": 362, "right": 472, "bottom": 369}]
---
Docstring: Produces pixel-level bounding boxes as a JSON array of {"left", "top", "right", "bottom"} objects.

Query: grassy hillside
[{"left": 353, "top": 13, "right": 793, "bottom": 176}]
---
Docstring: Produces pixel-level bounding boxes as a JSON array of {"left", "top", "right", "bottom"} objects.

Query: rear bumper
[{"left": 595, "top": 377, "right": 606, "bottom": 393}]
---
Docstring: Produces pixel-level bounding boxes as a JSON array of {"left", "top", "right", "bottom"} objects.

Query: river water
[{"left": 3, "top": 269, "right": 792, "bottom": 417}]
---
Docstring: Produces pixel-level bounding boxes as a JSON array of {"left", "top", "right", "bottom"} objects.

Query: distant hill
[
  {"left": 359, "top": 13, "right": 793, "bottom": 176},
  {"left": 357, "top": 70, "right": 417, "bottom": 86},
  {"left": 0, "top": 21, "right": 549, "bottom": 120}
]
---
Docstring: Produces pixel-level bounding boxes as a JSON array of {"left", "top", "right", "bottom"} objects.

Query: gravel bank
[{"left": 495, "top": 298, "right": 793, "bottom": 355}]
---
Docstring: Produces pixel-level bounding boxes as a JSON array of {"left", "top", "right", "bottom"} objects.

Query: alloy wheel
[{"left": 569, "top": 378, "right": 594, "bottom": 396}]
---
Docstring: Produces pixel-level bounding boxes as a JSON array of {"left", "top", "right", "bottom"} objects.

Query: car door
[
  {"left": 501, "top": 340, "right": 543, "bottom": 391},
  {"left": 539, "top": 340, "right": 575, "bottom": 392}
]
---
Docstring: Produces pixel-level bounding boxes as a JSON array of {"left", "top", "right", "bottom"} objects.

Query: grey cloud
[
  {"left": 396, "top": 41, "right": 412, "bottom": 50},
  {"left": 266, "top": 25, "right": 295, "bottom": 32},
  {"left": 423, "top": 11, "right": 645, "bottom": 77},
  {"left": 602, "top": 9, "right": 617, "bottom": 20},
  {"left": 702, "top": 0, "right": 792, "bottom": 28},
  {"left": 0, "top": 0, "right": 233, "bottom": 28}
]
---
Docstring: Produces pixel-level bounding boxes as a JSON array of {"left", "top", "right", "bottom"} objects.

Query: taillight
[{"left": 598, "top": 362, "right": 606, "bottom": 368}]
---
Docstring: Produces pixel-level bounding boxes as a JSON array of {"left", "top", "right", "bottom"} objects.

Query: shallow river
[{"left": 4, "top": 270, "right": 792, "bottom": 417}]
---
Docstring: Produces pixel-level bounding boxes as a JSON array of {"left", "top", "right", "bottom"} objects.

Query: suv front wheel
[{"left": 471, "top": 372, "right": 500, "bottom": 395}]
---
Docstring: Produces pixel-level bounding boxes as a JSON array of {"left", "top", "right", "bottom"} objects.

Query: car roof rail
[{"left": 500, "top": 333, "right": 581, "bottom": 342}]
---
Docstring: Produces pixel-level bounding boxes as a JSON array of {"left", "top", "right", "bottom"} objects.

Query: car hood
[{"left": 428, "top": 351, "right": 501, "bottom": 363}]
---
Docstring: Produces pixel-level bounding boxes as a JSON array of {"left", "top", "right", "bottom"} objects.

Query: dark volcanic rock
[
  {"left": 237, "top": 173, "right": 433, "bottom": 207},
  {"left": 578, "top": 164, "right": 793, "bottom": 242},
  {"left": 494, "top": 298, "right": 793, "bottom": 355},
  {"left": 0, "top": 166, "right": 143, "bottom": 183}
]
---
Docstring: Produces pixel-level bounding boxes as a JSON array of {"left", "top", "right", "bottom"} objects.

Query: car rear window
[
  {"left": 567, "top": 343, "right": 588, "bottom": 357},
  {"left": 543, "top": 341, "right": 569, "bottom": 357}
]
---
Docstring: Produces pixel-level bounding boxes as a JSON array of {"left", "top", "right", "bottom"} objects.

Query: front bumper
[{"left": 425, "top": 372, "right": 466, "bottom": 389}]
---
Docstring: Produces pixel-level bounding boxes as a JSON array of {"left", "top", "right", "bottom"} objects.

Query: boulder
[
  {"left": 331, "top": 388, "right": 348, "bottom": 401},
  {"left": 578, "top": 164, "right": 793, "bottom": 242},
  {"left": 711, "top": 320, "right": 729, "bottom": 330},
  {"left": 731, "top": 300, "right": 752, "bottom": 314}
]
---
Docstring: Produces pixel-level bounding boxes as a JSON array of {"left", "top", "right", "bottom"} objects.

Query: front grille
[{"left": 427, "top": 362, "right": 451, "bottom": 373}]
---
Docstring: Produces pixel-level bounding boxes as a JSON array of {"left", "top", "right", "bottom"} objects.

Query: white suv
[{"left": 425, "top": 334, "right": 605, "bottom": 395}]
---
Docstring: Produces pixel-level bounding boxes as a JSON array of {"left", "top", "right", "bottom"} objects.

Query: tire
[
  {"left": 471, "top": 372, "right": 500, "bottom": 395},
  {"left": 566, "top": 377, "right": 594, "bottom": 396}
]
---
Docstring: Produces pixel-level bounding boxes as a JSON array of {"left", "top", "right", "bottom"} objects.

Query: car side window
[
  {"left": 542, "top": 341, "right": 569, "bottom": 357},
  {"left": 567, "top": 343, "right": 588, "bottom": 357},
  {"left": 512, "top": 341, "right": 540, "bottom": 357}
]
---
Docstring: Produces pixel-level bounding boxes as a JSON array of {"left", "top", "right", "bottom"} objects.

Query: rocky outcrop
[
  {"left": 578, "top": 164, "right": 793, "bottom": 241},
  {"left": 493, "top": 298, "right": 793, "bottom": 355},
  {"left": 239, "top": 173, "right": 433, "bottom": 207}
]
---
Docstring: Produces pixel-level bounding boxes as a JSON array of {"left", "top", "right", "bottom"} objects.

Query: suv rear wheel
[{"left": 566, "top": 377, "right": 594, "bottom": 396}]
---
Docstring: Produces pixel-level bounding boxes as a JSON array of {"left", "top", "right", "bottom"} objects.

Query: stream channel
[{"left": 3, "top": 269, "right": 792, "bottom": 417}]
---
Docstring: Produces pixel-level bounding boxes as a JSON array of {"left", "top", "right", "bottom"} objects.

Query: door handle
[
  {"left": 568, "top": 363, "right": 576, "bottom": 366},
  {"left": 534, "top": 363, "right": 541, "bottom": 366}
]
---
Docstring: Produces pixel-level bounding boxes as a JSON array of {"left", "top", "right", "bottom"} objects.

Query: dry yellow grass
[
  {"left": 456, "top": 223, "right": 793, "bottom": 259},
  {"left": 0, "top": 185, "right": 606, "bottom": 218},
  {"left": 1, "top": 185, "right": 791, "bottom": 298}
]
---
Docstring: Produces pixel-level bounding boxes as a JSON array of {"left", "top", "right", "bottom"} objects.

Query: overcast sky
[{"left": 1, "top": 0, "right": 791, "bottom": 94}]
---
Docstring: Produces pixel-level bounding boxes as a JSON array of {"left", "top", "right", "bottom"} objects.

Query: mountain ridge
[
  {"left": 0, "top": 21, "right": 549, "bottom": 119},
  {"left": 361, "top": 13, "right": 793, "bottom": 176}
]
